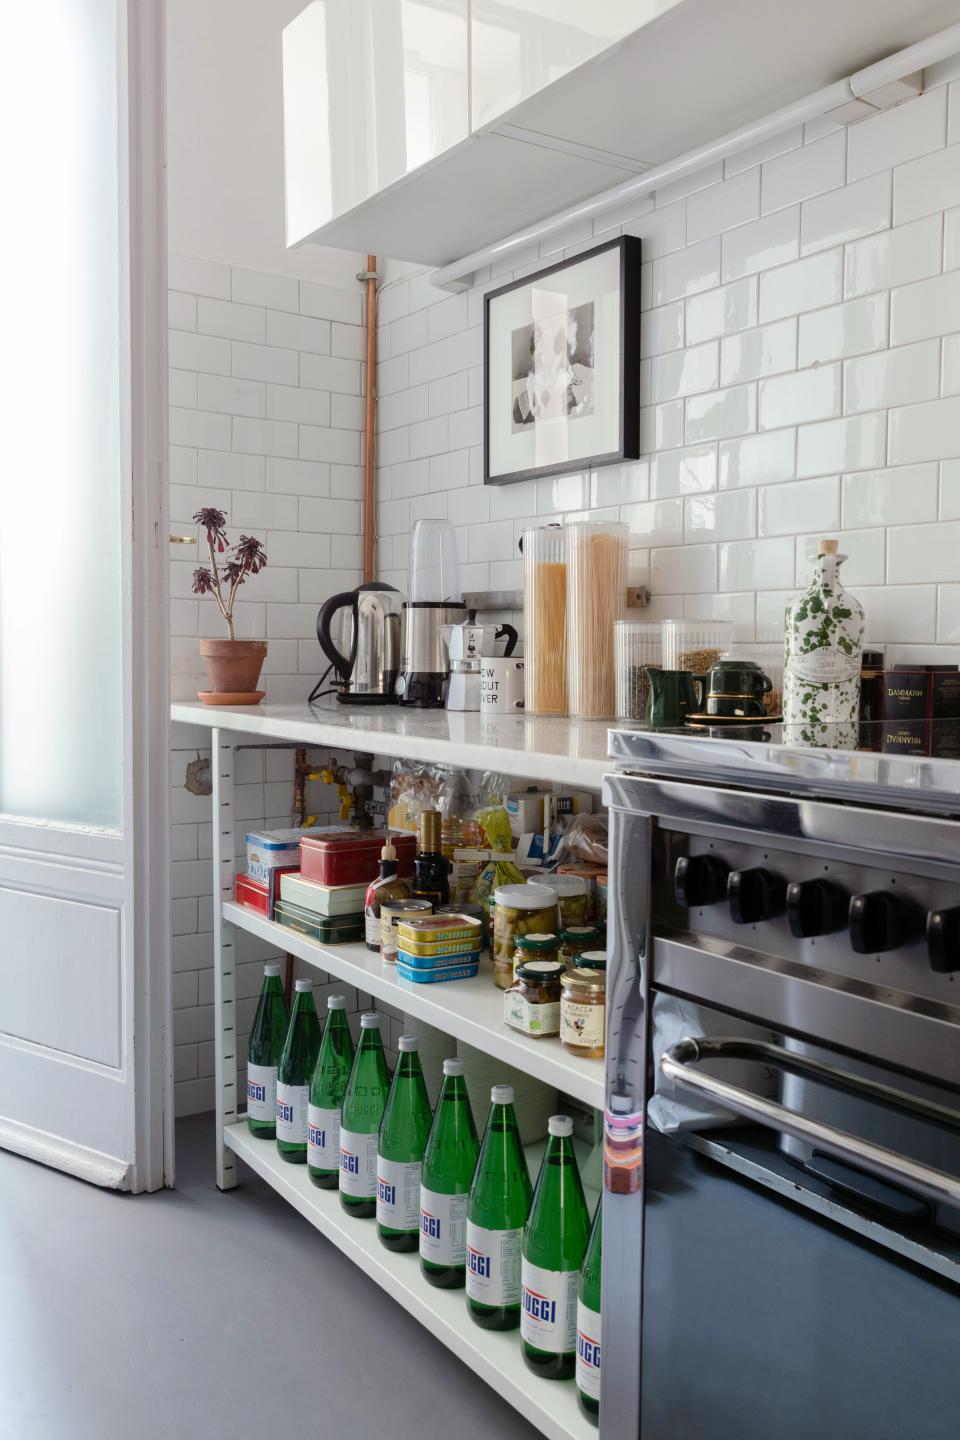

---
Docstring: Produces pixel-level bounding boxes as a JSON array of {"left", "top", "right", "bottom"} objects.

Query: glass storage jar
[
  {"left": 512, "top": 931, "right": 559, "bottom": 980},
  {"left": 661, "top": 618, "right": 733, "bottom": 678},
  {"left": 560, "top": 953, "right": 606, "bottom": 1059},
  {"left": 503, "top": 960, "right": 564, "bottom": 1038},
  {"left": 492, "top": 883, "right": 559, "bottom": 965},
  {"left": 559, "top": 926, "right": 603, "bottom": 965},
  {"left": 614, "top": 620, "right": 663, "bottom": 722},
  {"left": 566, "top": 520, "right": 629, "bottom": 719},
  {"left": 523, "top": 525, "right": 568, "bottom": 716},
  {"left": 538, "top": 873, "right": 591, "bottom": 929}
]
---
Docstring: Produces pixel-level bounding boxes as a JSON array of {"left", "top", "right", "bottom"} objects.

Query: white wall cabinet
[{"left": 283, "top": 0, "right": 960, "bottom": 267}]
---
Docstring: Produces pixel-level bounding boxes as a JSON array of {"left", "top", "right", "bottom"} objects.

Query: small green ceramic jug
[{"left": 645, "top": 667, "right": 702, "bottom": 727}]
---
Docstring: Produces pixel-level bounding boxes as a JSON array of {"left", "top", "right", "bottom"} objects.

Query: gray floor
[{"left": 0, "top": 1115, "right": 542, "bottom": 1440}]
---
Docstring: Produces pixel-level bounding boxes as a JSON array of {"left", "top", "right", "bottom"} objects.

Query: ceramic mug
[
  {"left": 480, "top": 656, "right": 525, "bottom": 713},
  {"left": 705, "top": 659, "right": 773, "bottom": 718}
]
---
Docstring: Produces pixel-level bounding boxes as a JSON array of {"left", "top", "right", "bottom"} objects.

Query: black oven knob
[
  {"left": 927, "top": 907, "right": 960, "bottom": 974},
  {"left": 786, "top": 879, "right": 848, "bottom": 938},
  {"left": 728, "top": 867, "right": 785, "bottom": 924},
  {"left": 674, "top": 854, "right": 728, "bottom": 908},
  {"left": 849, "top": 891, "right": 913, "bottom": 954}
]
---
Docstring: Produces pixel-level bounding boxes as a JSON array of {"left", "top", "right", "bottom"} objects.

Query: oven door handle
[{"left": 661, "top": 1038, "right": 960, "bottom": 1209}]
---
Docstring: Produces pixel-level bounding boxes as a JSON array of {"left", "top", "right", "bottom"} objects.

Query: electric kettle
[{"left": 314, "top": 582, "right": 402, "bottom": 704}]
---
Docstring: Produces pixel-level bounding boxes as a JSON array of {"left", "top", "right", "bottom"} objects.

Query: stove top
[{"left": 608, "top": 720, "right": 960, "bottom": 815}]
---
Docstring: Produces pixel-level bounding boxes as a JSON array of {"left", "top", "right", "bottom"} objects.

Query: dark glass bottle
[
  {"left": 376, "top": 1035, "right": 432, "bottom": 1252},
  {"left": 413, "top": 810, "right": 450, "bottom": 908},
  {"left": 276, "top": 978, "right": 322, "bottom": 1164},
  {"left": 246, "top": 963, "right": 289, "bottom": 1139},
  {"left": 521, "top": 1114, "right": 590, "bottom": 1380},
  {"left": 419, "top": 1057, "right": 478, "bottom": 1287},
  {"left": 364, "top": 842, "right": 411, "bottom": 952}
]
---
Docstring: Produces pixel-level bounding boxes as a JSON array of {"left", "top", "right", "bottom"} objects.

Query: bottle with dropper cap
[
  {"left": 783, "top": 536, "right": 864, "bottom": 748},
  {"left": 364, "top": 840, "right": 411, "bottom": 951}
]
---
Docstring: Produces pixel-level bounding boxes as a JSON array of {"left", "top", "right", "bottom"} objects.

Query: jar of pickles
[
  {"left": 560, "top": 952, "right": 606, "bottom": 1059},
  {"left": 492, "top": 883, "right": 559, "bottom": 966},
  {"left": 504, "top": 960, "right": 564, "bottom": 1038},
  {"left": 539, "top": 873, "right": 591, "bottom": 928},
  {"left": 559, "top": 926, "right": 602, "bottom": 965}
]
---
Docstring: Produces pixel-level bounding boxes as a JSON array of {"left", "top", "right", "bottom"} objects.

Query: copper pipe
[{"left": 362, "top": 253, "right": 378, "bottom": 582}]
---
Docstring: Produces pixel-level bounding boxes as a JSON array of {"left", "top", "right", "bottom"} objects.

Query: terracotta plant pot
[{"left": 198, "top": 639, "right": 267, "bottom": 702}]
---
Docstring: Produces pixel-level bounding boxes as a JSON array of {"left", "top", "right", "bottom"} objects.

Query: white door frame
[{"left": 0, "top": 0, "right": 171, "bottom": 1193}]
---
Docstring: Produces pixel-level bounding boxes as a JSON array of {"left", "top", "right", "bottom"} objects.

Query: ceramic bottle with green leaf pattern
[{"left": 783, "top": 538, "right": 864, "bottom": 749}]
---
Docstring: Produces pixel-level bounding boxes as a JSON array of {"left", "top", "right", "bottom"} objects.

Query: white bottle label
[
  {"left": 787, "top": 646, "right": 860, "bottom": 685},
  {"left": 376, "top": 1157, "right": 422, "bottom": 1231},
  {"left": 364, "top": 911, "right": 382, "bottom": 947},
  {"left": 307, "top": 1104, "right": 340, "bottom": 1170},
  {"left": 576, "top": 1301, "right": 602, "bottom": 1400},
  {"left": 466, "top": 1223, "right": 523, "bottom": 1307},
  {"left": 521, "top": 1260, "right": 579, "bottom": 1354},
  {"left": 275, "top": 1082, "right": 308, "bottom": 1143},
  {"left": 419, "top": 1186, "right": 468, "bottom": 1266},
  {"left": 338, "top": 1128, "right": 378, "bottom": 1198},
  {"left": 246, "top": 1063, "right": 276, "bottom": 1123}
]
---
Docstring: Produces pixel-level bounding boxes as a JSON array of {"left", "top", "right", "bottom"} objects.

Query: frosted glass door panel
[{"left": 0, "top": 0, "right": 122, "bottom": 829}]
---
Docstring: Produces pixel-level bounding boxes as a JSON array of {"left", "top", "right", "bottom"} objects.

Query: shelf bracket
[{"left": 212, "top": 727, "right": 239, "bottom": 1191}]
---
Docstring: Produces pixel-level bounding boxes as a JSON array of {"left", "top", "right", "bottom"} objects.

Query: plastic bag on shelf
[{"left": 547, "top": 811, "right": 609, "bottom": 867}]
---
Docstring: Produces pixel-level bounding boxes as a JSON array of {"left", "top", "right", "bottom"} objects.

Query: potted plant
[{"left": 192, "top": 507, "right": 269, "bottom": 703}]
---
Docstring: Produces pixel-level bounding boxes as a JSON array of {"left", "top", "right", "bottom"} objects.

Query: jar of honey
[{"left": 560, "top": 952, "right": 606, "bottom": 1059}]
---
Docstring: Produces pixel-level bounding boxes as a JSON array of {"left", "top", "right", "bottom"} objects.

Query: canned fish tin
[
  {"left": 380, "top": 898, "right": 433, "bottom": 961},
  {"left": 395, "top": 912, "right": 483, "bottom": 947}
]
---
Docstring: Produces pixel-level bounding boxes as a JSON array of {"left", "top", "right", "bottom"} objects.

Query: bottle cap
[
  {"left": 381, "top": 842, "right": 397, "bottom": 862},
  {"left": 264, "top": 963, "right": 282, "bottom": 977},
  {"left": 818, "top": 538, "right": 839, "bottom": 555},
  {"left": 398, "top": 1035, "right": 419, "bottom": 1052},
  {"left": 360, "top": 1011, "right": 380, "bottom": 1029},
  {"left": 419, "top": 809, "right": 441, "bottom": 852},
  {"left": 548, "top": 1115, "right": 573, "bottom": 1137},
  {"left": 294, "top": 978, "right": 313, "bottom": 992},
  {"left": 491, "top": 1084, "right": 514, "bottom": 1105},
  {"left": 443, "top": 1057, "right": 465, "bottom": 1076},
  {"left": 327, "top": 994, "right": 347, "bottom": 1010}
]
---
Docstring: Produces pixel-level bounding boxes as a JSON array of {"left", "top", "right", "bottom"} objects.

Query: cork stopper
[
  {"left": 380, "top": 841, "right": 397, "bottom": 862},
  {"left": 818, "top": 538, "right": 839, "bottom": 555}
]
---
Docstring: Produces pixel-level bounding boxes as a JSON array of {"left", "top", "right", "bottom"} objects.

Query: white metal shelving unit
[{"left": 172, "top": 701, "right": 612, "bottom": 1440}]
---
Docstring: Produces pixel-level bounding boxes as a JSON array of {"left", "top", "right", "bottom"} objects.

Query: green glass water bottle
[
  {"left": 339, "top": 1012, "right": 390, "bottom": 1217},
  {"left": 246, "top": 963, "right": 289, "bottom": 1139},
  {"left": 376, "top": 1035, "right": 433, "bottom": 1253},
  {"left": 466, "top": 1084, "right": 532, "bottom": 1331},
  {"left": 276, "top": 978, "right": 321, "bottom": 1163},
  {"left": 307, "top": 995, "right": 355, "bottom": 1189},
  {"left": 521, "top": 1114, "right": 590, "bottom": 1380},
  {"left": 576, "top": 1203, "right": 602, "bottom": 1424},
  {"left": 420, "top": 1057, "right": 479, "bottom": 1288}
]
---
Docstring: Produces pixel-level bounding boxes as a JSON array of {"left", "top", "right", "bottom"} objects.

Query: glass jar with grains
[
  {"left": 503, "top": 960, "right": 564, "bottom": 1038},
  {"left": 560, "top": 953, "right": 606, "bottom": 1060},
  {"left": 492, "top": 883, "right": 559, "bottom": 966}
]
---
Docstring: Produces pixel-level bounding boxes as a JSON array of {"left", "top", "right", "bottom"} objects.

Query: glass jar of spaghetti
[{"left": 560, "top": 952, "right": 606, "bottom": 1059}]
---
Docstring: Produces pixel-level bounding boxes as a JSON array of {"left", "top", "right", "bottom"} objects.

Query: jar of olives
[
  {"left": 504, "top": 959, "right": 564, "bottom": 1038},
  {"left": 559, "top": 926, "right": 603, "bottom": 965},
  {"left": 560, "top": 952, "right": 606, "bottom": 1059},
  {"left": 492, "top": 883, "right": 559, "bottom": 966},
  {"left": 512, "top": 932, "right": 559, "bottom": 980}
]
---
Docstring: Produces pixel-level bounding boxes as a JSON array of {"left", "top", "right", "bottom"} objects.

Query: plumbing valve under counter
[{"left": 601, "top": 723, "right": 960, "bottom": 1440}]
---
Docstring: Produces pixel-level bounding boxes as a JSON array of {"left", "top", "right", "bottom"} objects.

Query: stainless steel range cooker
[{"left": 601, "top": 725, "right": 960, "bottom": 1440}]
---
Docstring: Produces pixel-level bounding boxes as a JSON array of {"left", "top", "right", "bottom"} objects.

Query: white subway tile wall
[
  {"left": 169, "top": 257, "right": 369, "bottom": 1114},
  {"left": 374, "top": 79, "right": 960, "bottom": 661}
]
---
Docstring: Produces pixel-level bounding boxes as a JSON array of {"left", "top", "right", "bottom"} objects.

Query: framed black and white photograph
[{"left": 484, "top": 235, "right": 641, "bottom": 486}]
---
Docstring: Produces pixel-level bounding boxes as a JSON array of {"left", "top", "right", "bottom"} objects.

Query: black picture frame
[{"left": 483, "top": 234, "right": 642, "bottom": 487}]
